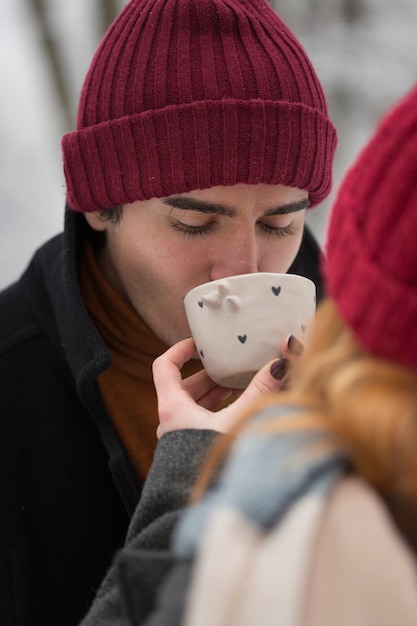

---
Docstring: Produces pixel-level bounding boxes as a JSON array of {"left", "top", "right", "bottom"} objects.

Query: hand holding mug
[{"left": 153, "top": 337, "right": 287, "bottom": 438}]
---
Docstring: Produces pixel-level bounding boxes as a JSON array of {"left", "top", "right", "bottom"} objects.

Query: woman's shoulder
[
  {"left": 303, "top": 477, "right": 417, "bottom": 626},
  {"left": 182, "top": 476, "right": 417, "bottom": 626}
]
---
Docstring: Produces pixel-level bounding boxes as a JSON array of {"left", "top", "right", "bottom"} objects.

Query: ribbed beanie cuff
[
  {"left": 63, "top": 100, "right": 335, "bottom": 212},
  {"left": 324, "top": 83, "right": 417, "bottom": 372},
  {"left": 62, "top": 0, "right": 337, "bottom": 213}
]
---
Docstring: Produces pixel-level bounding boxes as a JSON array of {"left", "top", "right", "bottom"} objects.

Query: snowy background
[{"left": 1, "top": 0, "right": 416, "bottom": 290}]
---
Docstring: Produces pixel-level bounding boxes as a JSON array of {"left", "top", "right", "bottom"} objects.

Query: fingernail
[
  {"left": 270, "top": 357, "right": 289, "bottom": 380},
  {"left": 287, "top": 334, "right": 304, "bottom": 356}
]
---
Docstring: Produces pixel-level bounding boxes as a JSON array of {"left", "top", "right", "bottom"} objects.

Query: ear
[{"left": 84, "top": 212, "right": 108, "bottom": 232}]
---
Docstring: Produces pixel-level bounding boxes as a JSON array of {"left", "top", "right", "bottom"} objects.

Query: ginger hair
[{"left": 192, "top": 298, "right": 417, "bottom": 547}]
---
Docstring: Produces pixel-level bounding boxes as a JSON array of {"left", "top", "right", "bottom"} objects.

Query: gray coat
[{"left": 79, "top": 429, "right": 218, "bottom": 626}]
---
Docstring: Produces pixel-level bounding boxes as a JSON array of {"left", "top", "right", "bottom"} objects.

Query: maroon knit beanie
[
  {"left": 62, "top": 0, "right": 337, "bottom": 213},
  {"left": 325, "top": 83, "right": 417, "bottom": 372}
]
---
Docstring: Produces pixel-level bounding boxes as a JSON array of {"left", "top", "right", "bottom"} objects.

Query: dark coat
[{"left": 0, "top": 208, "right": 324, "bottom": 626}]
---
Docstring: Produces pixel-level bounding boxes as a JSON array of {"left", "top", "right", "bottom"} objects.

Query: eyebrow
[{"left": 162, "top": 196, "right": 310, "bottom": 216}]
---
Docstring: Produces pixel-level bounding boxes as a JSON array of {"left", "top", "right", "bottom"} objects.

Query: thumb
[{"left": 233, "top": 357, "right": 289, "bottom": 408}]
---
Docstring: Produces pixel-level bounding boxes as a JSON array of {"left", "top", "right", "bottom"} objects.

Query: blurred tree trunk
[
  {"left": 27, "top": 0, "right": 73, "bottom": 129},
  {"left": 342, "top": 0, "right": 365, "bottom": 23},
  {"left": 26, "top": 0, "right": 121, "bottom": 131},
  {"left": 99, "top": 0, "right": 120, "bottom": 36}
]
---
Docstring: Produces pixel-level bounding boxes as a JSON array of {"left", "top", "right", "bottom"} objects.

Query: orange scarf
[{"left": 78, "top": 239, "right": 202, "bottom": 480}]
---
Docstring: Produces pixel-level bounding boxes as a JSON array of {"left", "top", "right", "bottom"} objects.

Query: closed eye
[
  {"left": 259, "top": 222, "right": 297, "bottom": 237},
  {"left": 170, "top": 219, "right": 217, "bottom": 236},
  {"left": 170, "top": 219, "right": 299, "bottom": 238}
]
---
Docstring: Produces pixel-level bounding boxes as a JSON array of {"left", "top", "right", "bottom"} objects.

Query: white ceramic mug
[{"left": 184, "top": 272, "right": 316, "bottom": 388}]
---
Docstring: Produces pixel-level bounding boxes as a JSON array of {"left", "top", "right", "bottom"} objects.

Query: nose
[{"left": 210, "top": 229, "right": 259, "bottom": 280}]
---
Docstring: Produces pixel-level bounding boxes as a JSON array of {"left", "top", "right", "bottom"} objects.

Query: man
[{"left": 0, "top": 0, "right": 337, "bottom": 624}]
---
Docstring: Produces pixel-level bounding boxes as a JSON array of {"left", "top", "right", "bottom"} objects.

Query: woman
[{"left": 80, "top": 84, "right": 417, "bottom": 625}]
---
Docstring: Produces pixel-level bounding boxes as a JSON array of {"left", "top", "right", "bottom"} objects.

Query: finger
[
  {"left": 181, "top": 368, "right": 219, "bottom": 400},
  {"left": 281, "top": 334, "right": 305, "bottom": 358},
  {"left": 231, "top": 357, "right": 287, "bottom": 411},
  {"left": 181, "top": 367, "right": 235, "bottom": 408},
  {"left": 196, "top": 385, "right": 234, "bottom": 410},
  {"left": 152, "top": 337, "right": 196, "bottom": 395}
]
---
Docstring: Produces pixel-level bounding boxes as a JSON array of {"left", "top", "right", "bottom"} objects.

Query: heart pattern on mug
[
  {"left": 272, "top": 286, "right": 282, "bottom": 296},
  {"left": 238, "top": 335, "right": 247, "bottom": 344}
]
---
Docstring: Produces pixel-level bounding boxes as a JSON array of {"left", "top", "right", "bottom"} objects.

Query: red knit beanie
[
  {"left": 62, "top": 0, "right": 337, "bottom": 213},
  {"left": 325, "top": 83, "right": 417, "bottom": 372}
]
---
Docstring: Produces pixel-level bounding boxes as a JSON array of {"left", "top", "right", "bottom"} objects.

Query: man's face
[{"left": 85, "top": 183, "right": 308, "bottom": 347}]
